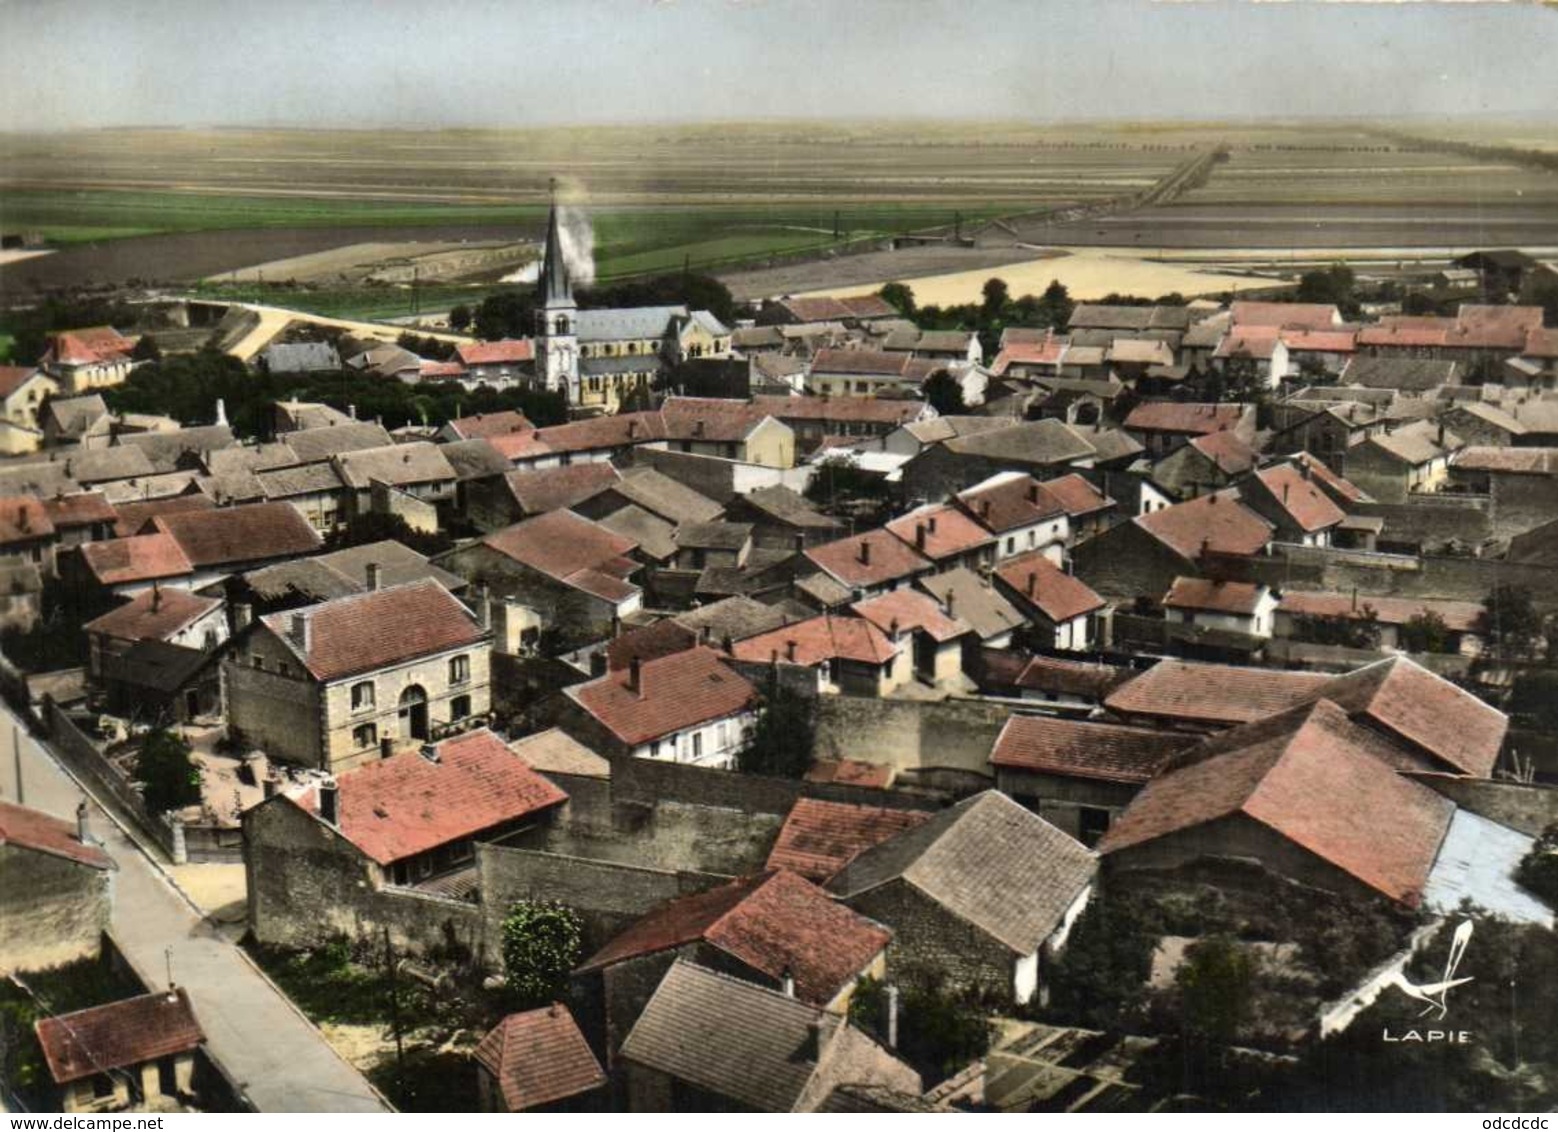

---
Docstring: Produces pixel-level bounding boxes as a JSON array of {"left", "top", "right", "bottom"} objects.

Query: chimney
[
  {"left": 858, "top": 539, "right": 871, "bottom": 566},
  {"left": 927, "top": 514, "right": 937, "bottom": 534},
  {"left": 626, "top": 418, "right": 637, "bottom": 439},
  {"left": 318, "top": 779, "right": 339, "bottom": 826},
  {"left": 1208, "top": 491, "right": 1218, "bottom": 505},
  {"left": 944, "top": 591, "right": 956, "bottom": 619},
  {"left": 234, "top": 602, "right": 253, "bottom": 630},
  {"left": 1282, "top": 483, "right": 1290, "bottom": 505},
  {"left": 1300, "top": 460, "right": 1313, "bottom": 481},
  {"left": 348, "top": 404, "right": 357, "bottom": 420},
  {"left": 1026, "top": 572, "right": 1036, "bottom": 597},
  {"left": 262, "top": 776, "right": 278, "bottom": 800},
  {"left": 215, "top": 397, "right": 228, "bottom": 427},
  {"left": 365, "top": 562, "right": 381, "bottom": 591},
  {"left": 1351, "top": 586, "right": 1358, "bottom": 612},
  {"left": 290, "top": 612, "right": 311, "bottom": 654},
  {"left": 914, "top": 523, "right": 926, "bottom": 551},
  {"left": 420, "top": 742, "right": 440, "bottom": 764},
  {"left": 76, "top": 802, "right": 92, "bottom": 846},
  {"left": 151, "top": 581, "right": 162, "bottom": 612},
  {"left": 1026, "top": 482, "right": 1038, "bottom": 503},
  {"left": 16, "top": 506, "right": 27, "bottom": 533},
  {"left": 1437, "top": 421, "right": 1446, "bottom": 446},
  {"left": 889, "top": 617, "right": 901, "bottom": 642},
  {"left": 980, "top": 500, "right": 991, "bottom": 520},
  {"left": 785, "top": 639, "right": 797, "bottom": 663},
  {"left": 628, "top": 655, "right": 642, "bottom": 695},
  {"left": 781, "top": 966, "right": 796, "bottom": 998},
  {"left": 886, "top": 982, "right": 900, "bottom": 1050}
]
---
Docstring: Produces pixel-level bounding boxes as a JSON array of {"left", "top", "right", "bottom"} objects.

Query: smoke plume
[{"left": 502, "top": 176, "right": 596, "bottom": 287}]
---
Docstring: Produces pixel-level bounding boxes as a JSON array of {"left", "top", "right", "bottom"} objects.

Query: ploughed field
[{"left": 4, "top": 121, "right": 1555, "bottom": 308}]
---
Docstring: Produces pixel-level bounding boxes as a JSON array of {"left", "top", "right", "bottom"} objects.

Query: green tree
[
  {"left": 500, "top": 900, "right": 583, "bottom": 1008},
  {"left": 1515, "top": 823, "right": 1558, "bottom": 909},
  {"left": 981, "top": 277, "right": 1010, "bottom": 316},
  {"left": 736, "top": 681, "right": 816, "bottom": 779},
  {"left": 1043, "top": 894, "right": 1159, "bottom": 1030},
  {"left": 922, "top": 369, "right": 966, "bottom": 416},
  {"left": 448, "top": 303, "right": 473, "bottom": 332},
  {"left": 1290, "top": 605, "right": 1382, "bottom": 650},
  {"left": 130, "top": 334, "right": 162, "bottom": 362},
  {"left": 1176, "top": 934, "right": 1256, "bottom": 1046},
  {"left": 1037, "top": 279, "right": 1074, "bottom": 329},
  {"left": 1295, "top": 263, "right": 1359, "bottom": 318},
  {"left": 1400, "top": 610, "right": 1451, "bottom": 654},
  {"left": 1478, "top": 584, "right": 1545, "bottom": 659},
  {"left": 849, "top": 972, "right": 990, "bottom": 1085},
  {"left": 135, "top": 728, "right": 201, "bottom": 816},
  {"left": 878, "top": 282, "right": 916, "bottom": 317}
]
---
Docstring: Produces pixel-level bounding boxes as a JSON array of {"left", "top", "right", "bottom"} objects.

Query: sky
[{"left": 0, "top": 0, "right": 1554, "bottom": 131}]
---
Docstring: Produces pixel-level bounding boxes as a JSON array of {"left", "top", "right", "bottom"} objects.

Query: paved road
[
  {"left": 3, "top": 709, "right": 391, "bottom": 1113},
  {"left": 221, "top": 302, "right": 473, "bottom": 361}
]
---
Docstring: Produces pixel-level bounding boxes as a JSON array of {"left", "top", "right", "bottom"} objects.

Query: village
[{"left": 0, "top": 180, "right": 1555, "bottom": 1114}]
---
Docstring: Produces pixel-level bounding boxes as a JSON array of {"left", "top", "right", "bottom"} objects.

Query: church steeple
[{"left": 538, "top": 179, "right": 574, "bottom": 310}]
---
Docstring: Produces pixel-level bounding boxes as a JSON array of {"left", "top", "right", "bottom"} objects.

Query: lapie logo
[{"left": 1382, "top": 920, "right": 1475, "bottom": 1044}]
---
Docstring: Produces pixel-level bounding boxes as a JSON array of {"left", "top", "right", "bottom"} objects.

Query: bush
[
  {"left": 736, "top": 681, "right": 816, "bottom": 779},
  {"left": 1515, "top": 823, "right": 1558, "bottom": 908},
  {"left": 849, "top": 972, "right": 990, "bottom": 1085},
  {"left": 500, "top": 900, "right": 582, "bottom": 1008},
  {"left": 134, "top": 728, "right": 201, "bottom": 816}
]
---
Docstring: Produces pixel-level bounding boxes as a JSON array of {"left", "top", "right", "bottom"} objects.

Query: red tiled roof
[
  {"left": 36, "top": 989, "right": 202, "bottom": 1084},
  {"left": 502, "top": 462, "right": 619, "bottom": 514},
  {"left": 46, "top": 326, "right": 135, "bottom": 367},
  {"left": 1105, "top": 659, "right": 1330, "bottom": 726},
  {"left": 261, "top": 578, "right": 485, "bottom": 682},
  {"left": 456, "top": 339, "right": 534, "bottom": 367},
  {"left": 1098, "top": 699, "right": 1455, "bottom": 905},
  {"left": 481, "top": 510, "right": 639, "bottom": 589},
  {"left": 885, "top": 503, "right": 994, "bottom": 561},
  {"left": 1252, "top": 464, "right": 1346, "bottom": 532},
  {"left": 751, "top": 394, "right": 927, "bottom": 427},
  {"left": 41, "top": 492, "right": 116, "bottom": 530},
  {"left": 570, "top": 646, "right": 756, "bottom": 746},
  {"left": 1014, "top": 654, "right": 1129, "bottom": 698},
  {"left": 534, "top": 411, "right": 667, "bottom": 455},
  {"left": 852, "top": 589, "right": 969, "bottom": 644},
  {"left": 445, "top": 410, "right": 534, "bottom": 439},
  {"left": 78, "top": 532, "right": 194, "bottom": 586},
  {"left": 805, "top": 759, "right": 894, "bottom": 788},
  {"left": 112, "top": 495, "right": 215, "bottom": 538},
  {"left": 661, "top": 397, "right": 772, "bottom": 443},
  {"left": 774, "top": 295, "right": 854, "bottom": 322},
  {"left": 810, "top": 348, "right": 915, "bottom": 377},
  {"left": 1307, "top": 656, "right": 1506, "bottom": 778},
  {"left": 85, "top": 587, "right": 221, "bottom": 643},
  {"left": 486, "top": 430, "right": 554, "bottom": 462},
  {"left": 153, "top": 502, "right": 321, "bottom": 567},
  {"left": 0, "top": 799, "right": 111, "bottom": 869},
  {"left": 1135, "top": 490, "right": 1273, "bottom": 561},
  {"left": 956, "top": 473, "right": 1066, "bottom": 533},
  {"left": 804, "top": 529, "right": 930, "bottom": 589},
  {"left": 1124, "top": 402, "right": 1248, "bottom": 436},
  {"left": 0, "top": 365, "right": 45, "bottom": 399},
  {"left": 1162, "top": 576, "right": 1269, "bottom": 616},
  {"left": 993, "top": 551, "right": 1104, "bottom": 623},
  {"left": 1293, "top": 452, "right": 1369, "bottom": 504},
  {"left": 474, "top": 1006, "right": 605, "bottom": 1112},
  {"left": 1214, "top": 330, "right": 1281, "bottom": 361},
  {"left": 732, "top": 614, "right": 897, "bottom": 667},
  {"left": 1039, "top": 472, "right": 1113, "bottom": 517},
  {"left": 766, "top": 798, "right": 933, "bottom": 882},
  {"left": 418, "top": 361, "right": 467, "bottom": 380},
  {"left": 1189, "top": 431, "right": 1257, "bottom": 476},
  {"left": 990, "top": 334, "right": 1067, "bottom": 376},
  {"left": 841, "top": 294, "right": 900, "bottom": 319},
  {"left": 0, "top": 495, "right": 56, "bottom": 545},
  {"left": 1229, "top": 301, "right": 1340, "bottom": 330},
  {"left": 312, "top": 729, "right": 566, "bottom": 865},
  {"left": 578, "top": 870, "right": 890, "bottom": 1005},
  {"left": 991, "top": 714, "right": 1193, "bottom": 785},
  {"left": 1357, "top": 325, "right": 1451, "bottom": 349},
  {"left": 1277, "top": 591, "right": 1483, "bottom": 634},
  {"left": 1280, "top": 329, "right": 1357, "bottom": 354}
]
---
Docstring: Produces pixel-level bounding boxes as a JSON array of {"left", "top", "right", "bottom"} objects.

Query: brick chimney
[
  {"left": 365, "top": 562, "right": 381, "bottom": 591},
  {"left": 1026, "top": 572, "right": 1036, "bottom": 597},
  {"left": 628, "top": 655, "right": 643, "bottom": 695},
  {"left": 290, "top": 613, "right": 311, "bottom": 654},
  {"left": 914, "top": 523, "right": 926, "bottom": 551},
  {"left": 944, "top": 590, "right": 956, "bottom": 619},
  {"left": 318, "top": 779, "right": 339, "bottom": 826},
  {"left": 858, "top": 539, "right": 871, "bottom": 566}
]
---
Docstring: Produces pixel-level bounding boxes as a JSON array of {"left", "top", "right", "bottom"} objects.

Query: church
[{"left": 534, "top": 200, "right": 732, "bottom": 416}]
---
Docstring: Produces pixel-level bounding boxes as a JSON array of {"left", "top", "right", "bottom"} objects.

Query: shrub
[{"left": 499, "top": 900, "right": 582, "bottom": 1008}]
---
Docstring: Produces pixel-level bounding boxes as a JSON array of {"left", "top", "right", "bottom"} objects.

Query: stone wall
[
  {"left": 1410, "top": 773, "right": 1558, "bottom": 838},
  {"left": 1354, "top": 497, "right": 1491, "bottom": 552},
  {"left": 812, "top": 695, "right": 1011, "bottom": 782},
  {"left": 1256, "top": 545, "right": 1558, "bottom": 612},
  {"left": 1072, "top": 522, "right": 1188, "bottom": 601},
  {"left": 42, "top": 698, "right": 179, "bottom": 859},
  {"left": 0, "top": 843, "right": 111, "bottom": 974},
  {"left": 1490, "top": 473, "right": 1558, "bottom": 540},
  {"left": 843, "top": 879, "right": 1017, "bottom": 1000}
]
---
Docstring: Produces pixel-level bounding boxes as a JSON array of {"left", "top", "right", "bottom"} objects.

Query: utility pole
[{"left": 11, "top": 724, "right": 22, "bottom": 805}]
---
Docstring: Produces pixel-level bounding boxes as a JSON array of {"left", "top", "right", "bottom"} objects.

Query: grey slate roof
[
  {"left": 333, "top": 442, "right": 456, "bottom": 489},
  {"left": 827, "top": 790, "right": 1096, "bottom": 954},
  {"left": 242, "top": 559, "right": 363, "bottom": 603},
  {"left": 943, "top": 419, "right": 1097, "bottom": 468},
  {"left": 440, "top": 438, "right": 512, "bottom": 482},
  {"left": 203, "top": 442, "right": 300, "bottom": 476},
  {"left": 915, "top": 567, "right": 1026, "bottom": 640},
  {"left": 573, "top": 305, "right": 687, "bottom": 343},
  {"left": 42, "top": 395, "right": 109, "bottom": 438},
  {"left": 1342, "top": 356, "right": 1462, "bottom": 392},
  {"left": 56, "top": 446, "right": 157, "bottom": 485},
  {"left": 317, "top": 539, "right": 466, "bottom": 593},
  {"left": 674, "top": 595, "right": 791, "bottom": 644},
  {"left": 677, "top": 521, "right": 753, "bottom": 550},
  {"left": 620, "top": 960, "right": 839, "bottom": 1113},
  {"left": 117, "top": 425, "right": 237, "bottom": 473},
  {"left": 598, "top": 504, "right": 678, "bottom": 561},
  {"left": 580, "top": 353, "right": 661, "bottom": 377},
  {"left": 262, "top": 341, "right": 341, "bottom": 374},
  {"left": 256, "top": 461, "right": 345, "bottom": 499},
  {"left": 281, "top": 422, "right": 395, "bottom": 463},
  {"left": 740, "top": 485, "right": 842, "bottom": 532},
  {"left": 613, "top": 467, "right": 723, "bottom": 525}
]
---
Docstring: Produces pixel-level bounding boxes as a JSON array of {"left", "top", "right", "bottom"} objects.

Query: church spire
[{"left": 538, "top": 178, "right": 574, "bottom": 310}]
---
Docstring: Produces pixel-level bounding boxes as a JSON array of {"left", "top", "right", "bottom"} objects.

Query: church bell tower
[{"left": 535, "top": 180, "right": 579, "bottom": 401}]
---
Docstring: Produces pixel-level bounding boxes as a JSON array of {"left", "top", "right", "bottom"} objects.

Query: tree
[
  {"left": 1400, "top": 610, "right": 1451, "bottom": 654},
  {"left": 878, "top": 282, "right": 915, "bottom": 317},
  {"left": 921, "top": 369, "right": 966, "bottom": 416},
  {"left": 1037, "top": 279, "right": 1074, "bottom": 329},
  {"left": 499, "top": 900, "right": 583, "bottom": 1007},
  {"left": 130, "top": 334, "right": 162, "bottom": 362},
  {"left": 1515, "top": 823, "right": 1558, "bottom": 909},
  {"left": 981, "top": 277, "right": 1010, "bottom": 316},
  {"left": 736, "top": 681, "right": 816, "bottom": 779},
  {"left": 448, "top": 303, "right": 473, "bottom": 332},
  {"left": 134, "top": 728, "right": 201, "bottom": 816},
  {"left": 849, "top": 972, "right": 990, "bottom": 1085},
  {"left": 1176, "top": 934, "right": 1256, "bottom": 1046},
  {"left": 1295, "top": 263, "right": 1359, "bottom": 318},
  {"left": 1043, "top": 894, "right": 1159, "bottom": 1030},
  {"left": 1290, "top": 605, "right": 1382, "bottom": 650},
  {"left": 1477, "top": 584, "right": 1545, "bottom": 659}
]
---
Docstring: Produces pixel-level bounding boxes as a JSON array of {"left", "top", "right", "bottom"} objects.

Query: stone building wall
[
  {"left": 843, "top": 879, "right": 1016, "bottom": 1000},
  {"left": 0, "top": 843, "right": 111, "bottom": 974}
]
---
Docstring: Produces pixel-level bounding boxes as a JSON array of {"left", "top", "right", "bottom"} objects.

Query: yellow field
[{"left": 805, "top": 247, "right": 1293, "bottom": 305}]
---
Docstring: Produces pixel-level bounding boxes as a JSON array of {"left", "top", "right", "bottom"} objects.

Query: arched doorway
[{"left": 398, "top": 685, "right": 429, "bottom": 741}]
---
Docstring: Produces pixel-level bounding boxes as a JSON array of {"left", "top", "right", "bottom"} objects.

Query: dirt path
[{"left": 219, "top": 301, "right": 475, "bottom": 361}]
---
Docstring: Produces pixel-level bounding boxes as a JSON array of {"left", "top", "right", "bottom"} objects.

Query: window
[
  {"left": 1006, "top": 538, "right": 1016, "bottom": 554},
  {"left": 351, "top": 681, "right": 375, "bottom": 711},
  {"left": 449, "top": 655, "right": 470, "bottom": 685},
  {"left": 251, "top": 655, "right": 264, "bottom": 670},
  {"left": 353, "top": 723, "right": 377, "bottom": 750},
  {"left": 691, "top": 732, "right": 703, "bottom": 760},
  {"left": 451, "top": 694, "right": 471, "bottom": 721}
]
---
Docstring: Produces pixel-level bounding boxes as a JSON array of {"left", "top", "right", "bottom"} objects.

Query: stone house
[
  {"left": 436, "top": 509, "right": 643, "bottom": 649},
  {"left": 41, "top": 492, "right": 119, "bottom": 564},
  {"left": 454, "top": 341, "right": 536, "bottom": 387},
  {"left": 0, "top": 364, "right": 58, "bottom": 454},
  {"left": 0, "top": 800, "right": 113, "bottom": 975},
  {"left": 254, "top": 462, "right": 349, "bottom": 535},
  {"left": 1040, "top": 473, "right": 1116, "bottom": 544},
  {"left": 730, "top": 614, "right": 910, "bottom": 697},
  {"left": 563, "top": 646, "right": 758, "bottom": 767},
  {"left": 474, "top": 1005, "right": 606, "bottom": 1113},
  {"left": 993, "top": 552, "right": 1105, "bottom": 652},
  {"left": 1239, "top": 462, "right": 1347, "bottom": 546},
  {"left": 1448, "top": 447, "right": 1558, "bottom": 539},
  {"left": 576, "top": 870, "right": 891, "bottom": 1060},
  {"left": 1273, "top": 591, "right": 1486, "bottom": 656},
  {"left": 883, "top": 502, "right": 995, "bottom": 573},
  {"left": 463, "top": 463, "right": 621, "bottom": 532},
  {"left": 827, "top": 791, "right": 1096, "bottom": 1005},
  {"left": 989, "top": 715, "right": 1195, "bottom": 846},
  {"left": 85, "top": 586, "right": 228, "bottom": 685},
  {"left": 913, "top": 568, "right": 1026, "bottom": 649},
  {"left": 954, "top": 472, "right": 1071, "bottom": 564},
  {"left": 620, "top": 960, "right": 921, "bottom": 1113},
  {"left": 147, "top": 501, "right": 324, "bottom": 588},
  {"left": 1152, "top": 431, "right": 1257, "bottom": 500},
  {"left": 672, "top": 522, "right": 753, "bottom": 572},
  {"left": 805, "top": 348, "right": 938, "bottom": 397},
  {"left": 1159, "top": 577, "right": 1278, "bottom": 657},
  {"left": 332, "top": 441, "right": 458, "bottom": 521},
  {"left": 1123, "top": 402, "right": 1256, "bottom": 460},
  {"left": 657, "top": 397, "right": 795, "bottom": 469},
  {"left": 897, "top": 420, "right": 1098, "bottom": 502},
  {"left": 39, "top": 327, "right": 137, "bottom": 394},
  {"left": 243, "top": 728, "right": 566, "bottom": 948},
  {"left": 1342, "top": 420, "right": 1461, "bottom": 503},
  {"left": 723, "top": 484, "right": 843, "bottom": 550},
  {"left": 35, "top": 988, "right": 203, "bottom": 1113},
  {"left": 748, "top": 394, "right": 931, "bottom": 454},
  {"left": 765, "top": 798, "right": 934, "bottom": 884},
  {"left": 0, "top": 495, "right": 60, "bottom": 572},
  {"left": 802, "top": 529, "right": 932, "bottom": 602},
  {"left": 851, "top": 588, "right": 973, "bottom": 687},
  {"left": 224, "top": 578, "right": 490, "bottom": 771}
]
